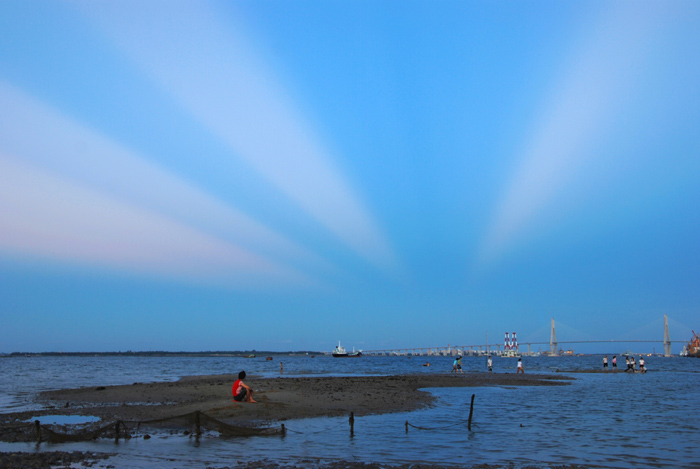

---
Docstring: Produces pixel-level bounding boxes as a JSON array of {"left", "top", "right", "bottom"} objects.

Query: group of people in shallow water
[
  {"left": 450, "top": 354, "right": 647, "bottom": 374},
  {"left": 450, "top": 355, "right": 523, "bottom": 373},
  {"left": 603, "top": 355, "right": 646, "bottom": 373}
]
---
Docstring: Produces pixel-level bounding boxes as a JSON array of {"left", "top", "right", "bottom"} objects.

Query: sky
[{"left": 1, "top": 0, "right": 699, "bottom": 353}]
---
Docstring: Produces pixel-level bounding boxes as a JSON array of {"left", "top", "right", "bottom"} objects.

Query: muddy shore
[
  {"left": 0, "top": 453, "right": 590, "bottom": 469},
  {"left": 0, "top": 451, "right": 112, "bottom": 469},
  {"left": 1, "top": 373, "right": 569, "bottom": 437}
]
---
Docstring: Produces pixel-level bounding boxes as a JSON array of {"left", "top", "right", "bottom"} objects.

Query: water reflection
[{"left": 25, "top": 415, "right": 101, "bottom": 425}]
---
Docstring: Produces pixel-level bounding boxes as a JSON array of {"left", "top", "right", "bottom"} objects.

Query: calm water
[{"left": 1, "top": 354, "right": 699, "bottom": 468}]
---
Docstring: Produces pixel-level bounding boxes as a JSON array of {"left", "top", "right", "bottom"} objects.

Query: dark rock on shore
[{"left": 0, "top": 451, "right": 111, "bottom": 468}]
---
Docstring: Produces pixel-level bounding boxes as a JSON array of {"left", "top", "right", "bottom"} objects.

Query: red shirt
[{"left": 232, "top": 379, "right": 242, "bottom": 397}]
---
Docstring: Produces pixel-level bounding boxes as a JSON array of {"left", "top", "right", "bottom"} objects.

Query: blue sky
[{"left": 1, "top": 0, "right": 699, "bottom": 353}]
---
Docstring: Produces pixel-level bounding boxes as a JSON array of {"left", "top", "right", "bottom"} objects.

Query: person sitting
[{"left": 232, "top": 371, "right": 256, "bottom": 403}]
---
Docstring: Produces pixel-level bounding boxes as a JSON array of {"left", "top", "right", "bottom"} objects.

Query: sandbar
[{"left": 1, "top": 373, "right": 570, "bottom": 434}]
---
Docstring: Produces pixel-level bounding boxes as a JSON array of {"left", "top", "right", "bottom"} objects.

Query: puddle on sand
[{"left": 25, "top": 415, "right": 101, "bottom": 425}]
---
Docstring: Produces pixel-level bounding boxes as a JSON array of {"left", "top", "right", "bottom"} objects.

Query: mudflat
[{"left": 19, "top": 373, "right": 569, "bottom": 425}]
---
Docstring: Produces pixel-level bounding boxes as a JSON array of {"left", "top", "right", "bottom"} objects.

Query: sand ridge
[{"left": 25, "top": 373, "right": 570, "bottom": 425}]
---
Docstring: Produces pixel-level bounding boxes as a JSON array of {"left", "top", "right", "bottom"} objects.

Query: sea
[{"left": 1, "top": 354, "right": 699, "bottom": 468}]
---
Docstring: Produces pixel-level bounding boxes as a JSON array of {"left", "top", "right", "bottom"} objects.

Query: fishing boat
[{"left": 332, "top": 341, "right": 362, "bottom": 357}]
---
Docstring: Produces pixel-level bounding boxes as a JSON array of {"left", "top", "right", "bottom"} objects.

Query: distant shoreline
[{"left": 0, "top": 351, "right": 322, "bottom": 358}]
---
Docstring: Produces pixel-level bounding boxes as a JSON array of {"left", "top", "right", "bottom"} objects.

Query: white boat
[{"left": 332, "top": 341, "right": 362, "bottom": 358}]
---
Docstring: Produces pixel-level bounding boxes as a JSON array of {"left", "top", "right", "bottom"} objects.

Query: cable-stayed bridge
[{"left": 362, "top": 315, "right": 684, "bottom": 357}]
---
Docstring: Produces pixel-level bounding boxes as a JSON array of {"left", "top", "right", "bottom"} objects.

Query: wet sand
[{"left": 2, "top": 373, "right": 570, "bottom": 428}]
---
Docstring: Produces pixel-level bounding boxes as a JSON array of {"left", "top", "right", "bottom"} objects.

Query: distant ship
[
  {"left": 332, "top": 341, "right": 362, "bottom": 358},
  {"left": 682, "top": 331, "right": 700, "bottom": 358}
]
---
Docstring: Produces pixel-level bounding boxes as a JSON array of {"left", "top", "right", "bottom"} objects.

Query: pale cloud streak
[
  {"left": 76, "top": 0, "right": 396, "bottom": 271},
  {"left": 0, "top": 154, "right": 295, "bottom": 286},
  {"left": 478, "top": 4, "right": 671, "bottom": 266},
  {"left": 0, "top": 81, "right": 312, "bottom": 286}
]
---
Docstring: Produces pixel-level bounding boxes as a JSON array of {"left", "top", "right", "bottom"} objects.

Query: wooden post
[
  {"left": 195, "top": 411, "right": 201, "bottom": 439},
  {"left": 115, "top": 421, "right": 120, "bottom": 443},
  {"left": 35, "top": 420, "right": 42, "bottom": 444},
  {"left": 468, "top": 394, "right": 475, "bottom": 431},
  {"left": 281, "top": 423, "right": 286, "bottom": 436},
  {"left": 349, "top": 412, "right": 354, "bottom": 437},
  {"left": 405, "top": 421, "right": 409, "bottom": 433}
]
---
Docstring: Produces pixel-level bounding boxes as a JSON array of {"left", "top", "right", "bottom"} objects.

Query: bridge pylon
[
  {"left": 663, "top": 314, "right": 671, "bottom": 357},
  {"left": 550, "top": 318, "right": 557, "bottom": 355}
]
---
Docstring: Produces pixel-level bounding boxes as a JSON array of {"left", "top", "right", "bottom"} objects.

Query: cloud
[
  {"left": 478, "top": 3, "right": 672, "bottom": 266},
  {"left": 0, "top": 81, "right": 323, "bottom": 269},
  {"left": 0, "top": 81, "right": 311, "bottom": 287},
  {"left": 76, "top": 0, "right": 396, "bottom": 272},
  {"left": 0, "top": 154, "right": 300, "bottom": 286}
]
